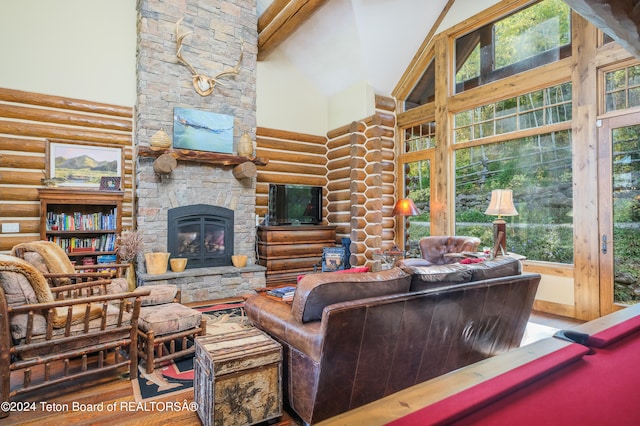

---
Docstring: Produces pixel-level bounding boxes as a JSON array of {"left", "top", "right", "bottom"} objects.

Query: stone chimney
[{"left": 134, "top": 0, "right": 263, "bottom": 301}]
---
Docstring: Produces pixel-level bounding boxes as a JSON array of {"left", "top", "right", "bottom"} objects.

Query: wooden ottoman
[{"left": 194, "top": 328, "right": 283, "bottom": 426}]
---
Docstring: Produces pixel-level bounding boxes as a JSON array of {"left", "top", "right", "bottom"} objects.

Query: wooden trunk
[{"left": 194, "top": 328, "right": 283, "bottom": 426}]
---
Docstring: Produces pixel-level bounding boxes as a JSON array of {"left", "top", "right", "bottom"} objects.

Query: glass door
[
  {"left": 598, "top": 113, "right": 640, "bottom": 315},
  {"left": 400, "top": 121, "right": 436, "bottom": 257},
  {"left": 403, "top": 157, "right": 432, "bottom": 257}
]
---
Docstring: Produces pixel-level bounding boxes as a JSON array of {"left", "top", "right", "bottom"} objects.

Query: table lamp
[
  {"left": 392, "top": 198, "right": 421, "bottom": 253},
  {"left": 485, "top": 189, "right": 518, "bottom": 256}
]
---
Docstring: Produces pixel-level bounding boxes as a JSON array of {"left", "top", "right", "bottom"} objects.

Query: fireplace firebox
[{"left": 168, "top": 205, "right": 234, "bottom": 268}]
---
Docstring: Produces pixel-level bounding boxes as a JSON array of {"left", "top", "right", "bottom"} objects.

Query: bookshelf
[{"left": 39, "top": 188, "right": 123, "bottom": 265}]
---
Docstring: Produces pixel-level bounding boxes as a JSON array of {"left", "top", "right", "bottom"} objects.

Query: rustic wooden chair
[
  {"left": 11, "top": 240, "right": 130, "bottom": 293},
  {"left": 0, "top": 254, "right": 150, "bottom": 418},
  {"left": 12, "top": 241, "right": 207, "bottom": 375}
]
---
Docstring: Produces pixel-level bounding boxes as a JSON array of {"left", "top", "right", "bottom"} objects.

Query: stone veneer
[
  {"left": 135, "top": 0, "right": 264, "bottom": 300},
  {"left": 138, "top": 265, "right": 265, "bottom": 304}
]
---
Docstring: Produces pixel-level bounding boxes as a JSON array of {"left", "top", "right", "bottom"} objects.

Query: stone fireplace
[
  {"left": 133, "top": 0, "right": 264, "bottom": 302},
  {"left": 168, "top": 205, "right": 234, "bottom": 268}
]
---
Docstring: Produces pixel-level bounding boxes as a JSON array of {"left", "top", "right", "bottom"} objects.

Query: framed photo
[
  {"left": 100, "top": 176, "right": 121, "bottom": 191},
  {"left": 173, "top": 107, "right": 234, "bottom": 153},
  {"left": 47, "top": 141, "right": 122, "bottom": 188}
]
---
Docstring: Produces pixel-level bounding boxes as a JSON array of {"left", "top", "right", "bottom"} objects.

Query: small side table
[{"left": 194, "top": 328, "right": 283, "bottom": 426}]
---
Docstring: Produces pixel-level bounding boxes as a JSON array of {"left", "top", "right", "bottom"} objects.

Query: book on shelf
[
  {"left": 46, "top": 209, "right": 117, "bottom": 231},
  {"left": 267, "top": 286, "right": 296, "bottom": 299},
  {"left": 48, "top": 233, "right": 116, "bottom": 254}
]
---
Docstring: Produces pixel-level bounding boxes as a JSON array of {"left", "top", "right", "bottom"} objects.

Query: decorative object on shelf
[
  {"left": 392, "top": 198, "right": 421, "bottom": 252},
  {"left": 170, "top": 257, "right": 188, "bottom": 272},
  {"left": 322, "top": 246, "right": 346, "bottom": 272},
  {"left": 173, "top": 107, "right": 233, "bottom": 153},
  {"left": 176, "top": 17, "right": 244, "bottom": 97},
  {"left": 485, "top": 189, "right": 519, "bottom": 256},
  {"left": 100, "top": 176, "right": 121, "bottom": 191},
  {"left": 145, "top": 251, "right": 170, "bottom": 275},
  {"left": 47, "top": 141, "right": 122, "bottom": 188},
  {"left": 115, "top": 230, "right": 144, "bottom": 291},
  {"left": 231, "top": 254, "right": 247, "bottom": 268},
  {"left": 237, "top": 131, "right": 253, "bottom": 157},
  {"left": 150, "top": 128, "right": 172, "bottom": 148}
]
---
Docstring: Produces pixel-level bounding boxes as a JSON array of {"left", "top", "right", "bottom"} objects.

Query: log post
[
  {"left": 232, "top": 161, "right": 257, "bottom": 179},
  {"left": 153, "top": 154, "right": 178, "bottom": 174}
]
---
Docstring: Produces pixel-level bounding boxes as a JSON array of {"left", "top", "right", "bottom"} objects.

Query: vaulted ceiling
[
  {"left": 257, "top": 0, "right": 640, "bottom": 98},
  {"left": 256, "top": 0, "right": 453, "bottom": 97}
]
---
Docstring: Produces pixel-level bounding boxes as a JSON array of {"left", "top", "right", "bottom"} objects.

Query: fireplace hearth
[{"left": 168, "top": 204, "right": 234, "bottom": 268}]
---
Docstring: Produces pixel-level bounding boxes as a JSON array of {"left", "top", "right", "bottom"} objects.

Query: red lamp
[
  {"left": 393, "top": 198, "right": 421, "bottom": 253},
  {"left": 392, "top": 198, "right": 420, "bottom": 216}
]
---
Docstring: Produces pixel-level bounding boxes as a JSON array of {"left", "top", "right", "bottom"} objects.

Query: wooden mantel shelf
[{"left": 137, "top": 146, "right": 269, "bottom": 167}]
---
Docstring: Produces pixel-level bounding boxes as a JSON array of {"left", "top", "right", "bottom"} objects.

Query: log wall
[
  {"left": 255, "top": 127, "right": 329, "bottom": 219},
  {"left": 1, "top": 87, "right": 395, "bottom": 267},
  {"left": 257, "top": 95, "right": 398, "bottom": 268},
  {"left": 326, "top": 95, "right": 397, "bottom": 268},
  {"left": 0, "top": 88, "right": 134, "bottom": 253}
]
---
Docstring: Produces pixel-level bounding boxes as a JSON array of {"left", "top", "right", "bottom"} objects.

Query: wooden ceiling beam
[
  {"left": 257, "top": 0, "right": 329, "bottom": 61},
  {"left": 562, "top": 0, "right": 640, "bottom": 58}
]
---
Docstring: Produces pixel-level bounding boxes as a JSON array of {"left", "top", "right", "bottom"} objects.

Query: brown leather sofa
[{"left": 245, "top": 264, "right": 540, "bottom": 424}]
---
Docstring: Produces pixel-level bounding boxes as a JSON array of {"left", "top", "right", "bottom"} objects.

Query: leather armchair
[{"left": 417, "top": 236, "right": 482, "bottom": 265}]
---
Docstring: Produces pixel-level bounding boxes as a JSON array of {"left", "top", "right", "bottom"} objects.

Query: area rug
[
  {"left": 132, "top": 301, "right": 250, "bottom": 402},
  {"left": 132, "top": 342, "right": 195, "bottom": 402}
]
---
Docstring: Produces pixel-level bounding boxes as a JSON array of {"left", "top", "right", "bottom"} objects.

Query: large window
[
  {"left": 454, "top": 130, "right": 573, "bottom": 263},
  {"left": 405, "top": 59, "right": 436, "bottom": 111},
  {"left": 455, "top": 0, "right": 571, "bottom": 93},
  {"left": 454, "top": 82, "right": 572, "bottom": 142}
]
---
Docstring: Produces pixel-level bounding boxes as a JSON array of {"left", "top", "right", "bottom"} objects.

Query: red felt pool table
[{"left": 319, "top": 304, "right": 640, "bottom": 426}]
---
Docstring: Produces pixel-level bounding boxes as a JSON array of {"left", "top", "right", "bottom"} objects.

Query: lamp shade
[
  {"left": 485, "top": 189, "right": 518, "bottom": 217},
  {"left": 392, "top": 198, "right": 420, "bottom": 216}
]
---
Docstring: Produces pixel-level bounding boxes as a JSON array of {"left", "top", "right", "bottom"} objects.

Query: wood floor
[{"left": 2, "top": 311, "right": 583, "bottom": 426}]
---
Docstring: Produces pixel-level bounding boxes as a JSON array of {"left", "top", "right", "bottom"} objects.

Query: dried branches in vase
[
  {"left": 115, "top": 230, "right": 144, "bottom": 264},
  {"left": 116, "top": 230, "right": 144, "bottom": 291}
]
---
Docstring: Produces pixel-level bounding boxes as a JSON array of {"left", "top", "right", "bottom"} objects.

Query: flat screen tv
[{"left": 268, "top": 184, "right": 322, "bottom": 225}]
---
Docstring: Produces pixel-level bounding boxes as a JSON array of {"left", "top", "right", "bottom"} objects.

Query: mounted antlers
[{"left": 176, "top": 17, "right": 244, "bottom": 96}]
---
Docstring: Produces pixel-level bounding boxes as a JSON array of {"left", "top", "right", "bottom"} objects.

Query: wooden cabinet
[
  {"left": 39, "top": 188, "right": 123, "bottom": 264},
  {"left": 257, "top": 225, "right": 336, "bottom": 286}
]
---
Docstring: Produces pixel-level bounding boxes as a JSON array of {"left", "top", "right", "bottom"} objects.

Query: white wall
[
  {"left": 328, "top": 81, "right": 375, "bottom": 130},
  {"left": 256, "top": 50, "right": 329, "bottom": 136},
  {"left": 536, "top": 274, "right": 575, "bottom": 306},
  {"left": 0, "top": 0, "right": 136, "bottom": 106}
]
